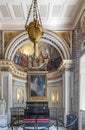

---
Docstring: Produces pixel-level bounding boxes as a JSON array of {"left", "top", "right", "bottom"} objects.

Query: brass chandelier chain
[{"left": 25, "top": 0, "right": 42, "bottom": 29}]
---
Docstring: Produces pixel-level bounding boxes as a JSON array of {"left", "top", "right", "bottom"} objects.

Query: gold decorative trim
[
  {"left": 0, "top": 60, "right": 27, "bottom": 79},
  {"left": 0, "top": 60, "right": 72, "bottom": 81}
]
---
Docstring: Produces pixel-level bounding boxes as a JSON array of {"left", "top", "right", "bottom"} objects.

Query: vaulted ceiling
[{"left": 0, "top": 0, "right": 84, "bottom": 30}]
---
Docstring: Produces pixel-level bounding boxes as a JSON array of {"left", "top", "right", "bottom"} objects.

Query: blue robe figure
[{"left": 17, "top": 53, "right": 22, "bottom": 65}]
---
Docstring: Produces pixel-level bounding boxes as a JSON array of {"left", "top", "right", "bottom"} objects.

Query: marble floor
[{"left": 8, "top": 126, "right": 67, "bottom": 130}]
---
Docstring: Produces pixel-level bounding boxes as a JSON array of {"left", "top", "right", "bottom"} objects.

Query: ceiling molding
[{"left": 0, "top": 0, "right": 84, "bottom": 30}]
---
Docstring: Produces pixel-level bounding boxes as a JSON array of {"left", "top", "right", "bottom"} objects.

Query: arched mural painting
[{"left": 4, "top": 30, "right": 71, "bottom": 72}]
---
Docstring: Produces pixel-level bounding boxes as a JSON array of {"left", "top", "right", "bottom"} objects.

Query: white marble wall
[
  {"left": 0, "top": 72, "right": 12, "bottom": 112},
  {"left": 47, "top": 80, "right": 62, "bottom": 108},
  {"left": 0, "top": 71, "right": 12, "bottom": 123},
  {"left": 0, "top": 71, "right": 27, "bottom": 123},
  {"left": 79, "top": 54, "right": 85, "bottom": 130}
]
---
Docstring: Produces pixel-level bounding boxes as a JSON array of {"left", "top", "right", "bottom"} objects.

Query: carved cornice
[
  {"left": 0, "top": 60, "right": 74, "bottom": 81},
  {"left": 28, "top": 71, "right": 48, "bottom": 74},
  {"left": 47, "top": 60, "right": 74, "bottom": 81},
  {"left": 0, "top": 60, "right": 27, "bottom": 79},
  {"left": 0, "top": 60, "right": 60, "bottom": 80},
  {"left": 57, "top": 59, "right": 74, "bottom": 72},
  {"left": 47, "top": 70, "right": 62, "bottom": 80}
]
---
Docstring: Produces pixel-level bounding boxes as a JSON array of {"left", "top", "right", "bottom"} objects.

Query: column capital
[{"left": 58, "top": 59, "right": 74, "bottom": 72}]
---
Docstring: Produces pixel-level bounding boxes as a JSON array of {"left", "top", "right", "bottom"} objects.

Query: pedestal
[
  {"left": 0, "top": 127, "right": 8, "bottom": 130},
  {"left": 0, "top": 115, "right": 8, "bottom": 130}
]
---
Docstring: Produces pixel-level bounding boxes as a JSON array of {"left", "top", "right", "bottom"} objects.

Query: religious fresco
[
  {"left": 80, "top": 10, "right": 85, "bottom": 33},
  {"left": 14, "top": 42, "right": 62, "bottom": 71},
  {"left": 73, "top": 9, "right": 85, "bottom": 53},
  {"left": 56, "top": 32, "right": 71, "bottom": 47},
  {"left": 18, "top": 42, "right": 39, "bottom": 57},
  {"left": 75, "top": 9, "right": 85, "bottom": 34},
  {"left": 3, "top": 31, "right": 21, "bottom": 50}
]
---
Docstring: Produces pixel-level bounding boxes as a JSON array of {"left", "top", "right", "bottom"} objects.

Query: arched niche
[{"left": 5, "top": 30, "right": 71, "bottom": 61}]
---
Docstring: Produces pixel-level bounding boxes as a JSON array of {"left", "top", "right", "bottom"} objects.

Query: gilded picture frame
[{"left": 28, "top": 71, "right": 47, "bottom": 101}]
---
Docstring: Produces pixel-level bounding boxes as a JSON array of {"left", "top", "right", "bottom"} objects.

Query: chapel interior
[{"left": 0, "top": 0, "right": 85, "bottom": 130}]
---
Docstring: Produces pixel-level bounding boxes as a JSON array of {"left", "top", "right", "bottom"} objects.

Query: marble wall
[
  {"left": 0, "top": 30, "right": 2, "bottom": 59},
  {"left": 47, "top": 79, "right": 63, "bottom": 108},
  {"left": 71, "top": 60, "right": 79, "bottom": 115},
  {"left": 72, "top": 10, "right": 85, "bottom": 129}
]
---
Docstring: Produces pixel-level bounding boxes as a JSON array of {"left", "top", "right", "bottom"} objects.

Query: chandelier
[{"left": 25, "top": 0, "right": 43, "bottom": 58}]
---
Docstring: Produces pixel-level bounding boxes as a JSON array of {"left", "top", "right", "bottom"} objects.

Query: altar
[
  {"left": 24, "top": 102, "right": 49, "bottom": 127},
  {"left": 23, "top": 101, "right": 51, "bottom": 130}
]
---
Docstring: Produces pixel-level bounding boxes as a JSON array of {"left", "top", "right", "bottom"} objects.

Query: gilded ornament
[{"left": 25, "top": 19, "right": 43, "bottom": 43}]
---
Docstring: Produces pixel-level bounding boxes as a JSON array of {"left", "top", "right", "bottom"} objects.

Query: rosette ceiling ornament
[{"left": 25, "top": 0, "right": 43, "bottom": 58}]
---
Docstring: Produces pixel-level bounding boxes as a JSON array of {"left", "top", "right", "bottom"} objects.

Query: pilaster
[{"left": 61, "top": 60, "right": 74, "bottom": 124}]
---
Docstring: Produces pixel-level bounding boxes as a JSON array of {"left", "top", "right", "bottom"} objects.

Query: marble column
[
  {"left": 0, "top": 72, "right": 4, "bottom": 98},
  {"left": 62, "top": 60, "right": 73, "bottom": 124},
  {"left": 0, "top": 71, "right": 12, "bottom": 123}
]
